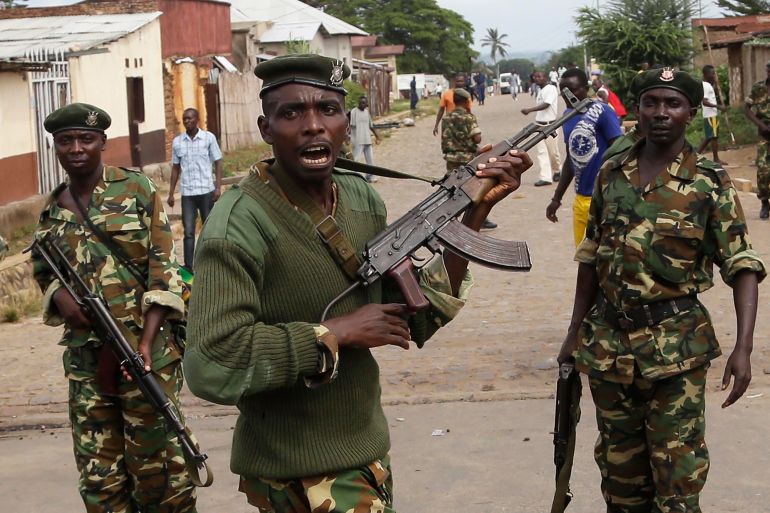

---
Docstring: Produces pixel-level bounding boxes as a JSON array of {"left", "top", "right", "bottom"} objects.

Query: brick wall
[{"left": 0, "top": 1, "right": 156, "bottom": 19}]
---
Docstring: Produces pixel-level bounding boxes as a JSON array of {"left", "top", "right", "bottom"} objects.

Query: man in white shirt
[
  {"left": 549, "top": 67, "right": 559, "bottom": 85},
  {"left": 167, "top": 108, "right": 223, "bottom": 270},
  {"left": 697, "top": 65, "right": 728, "bottom": 164},
  {"left": 521, "top": 71, "right": 562, "bottom": 185},
  {"left": 349, "top": 96, "right": 380, "bottom": 182}
]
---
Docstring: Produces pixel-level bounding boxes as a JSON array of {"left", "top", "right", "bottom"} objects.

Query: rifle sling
[
  {"left": 259, "top": 161, "right": 362, "bottom": 281},
  {"left": 335, "top": 157, "right": 435, "bottom": 183}
]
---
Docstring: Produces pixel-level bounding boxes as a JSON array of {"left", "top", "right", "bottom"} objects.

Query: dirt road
[{"left": 2, "top": 92, "right": 770, "bottom": 511}]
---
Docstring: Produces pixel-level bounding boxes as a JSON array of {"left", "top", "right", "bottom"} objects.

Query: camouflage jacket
[
  {"left": 32, "top": 166, "right": 185, "bottom": 380},
  {"left": 574, "top": 140, "right": 766, "bottom": 383},
  {"left": 441, "top": 107, "right": 480, "bottom": 164},
  {"left": 747, "top": 79, "right": 770, "bottom": 123}
]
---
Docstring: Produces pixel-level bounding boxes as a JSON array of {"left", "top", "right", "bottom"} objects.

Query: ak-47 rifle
[
  {"left": 551, "top": 360, "right": 582, "bottom": 513},
  {"left": 26, "top": 235, "right": 213, "bottom": 488},
  {"left": 321, "top": 89, "right": 592, "bottom": 320}
]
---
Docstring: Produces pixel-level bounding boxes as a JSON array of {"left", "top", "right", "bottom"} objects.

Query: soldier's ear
[
  {"left": 101, "top": 133, "right": 107, "bottom": 152},
  {"left": 257, "top": 115, "right": 273, "bottom": 145}
]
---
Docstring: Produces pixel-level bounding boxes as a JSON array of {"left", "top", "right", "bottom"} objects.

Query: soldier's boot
[{"left": 761, "top": 200, "right": 770, "bottom": 219}]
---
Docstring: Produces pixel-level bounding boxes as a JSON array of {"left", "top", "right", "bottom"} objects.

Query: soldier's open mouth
[{"left": 299, "top": 144, "right": 332, "bottom": 167}]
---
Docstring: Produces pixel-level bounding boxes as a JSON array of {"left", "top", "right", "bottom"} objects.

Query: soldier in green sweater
[{"left": 183, "top": 54, "right": 532, "bottom": 512}]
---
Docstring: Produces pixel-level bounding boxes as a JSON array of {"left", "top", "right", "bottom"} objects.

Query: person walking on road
[
  {"left": 350, "top": 95, "right": 381, "bottom": 183},
  {"left": 511, "top": 68, "right": 521, "bottom": 101},
  {"left": 31, "top": 103, "right": 197, "bottom": 513},
  {"left": 167, "top": 107, "right": 223, "bottom": 271},
  {"left": 744, "top": 61, "right": 770, "bottom": 219},
  {"left": 546, "top": 68, "right": 622, "bottom": 246},
  {"left": 182, "top": 53, "right": 531, "bottom": 512},
  {"left": 558, "top": 68, "right": 765, "bottom": 513},
  {"left": 522, "top": 71, "right": 562, "bottom": 186},
  {"left": 698, "top": 64, "right": 729, "bottom": 165},
  {"left": 409, "top": 75, "right": 419, "bottom": 111},
  {"left": 433, "top": 73, "right": 470, "bottom": 136}
]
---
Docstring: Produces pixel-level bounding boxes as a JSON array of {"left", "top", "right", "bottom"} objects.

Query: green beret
[
  {"left": 629, "top": 67, "right": 703, "bottom": 108},
  {"left": 453, "top": 88, "right": 471, "bottom": 101},
  {"left": 44, "top": 102, "right": 111, "bottom": 135},
  {"left": 254, "top": 54, "right": 350, "bottom": 98}
]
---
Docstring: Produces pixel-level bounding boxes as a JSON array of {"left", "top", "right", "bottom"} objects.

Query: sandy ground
[{"left": 2, "top": 92, "right": 770, "bottom": 511}]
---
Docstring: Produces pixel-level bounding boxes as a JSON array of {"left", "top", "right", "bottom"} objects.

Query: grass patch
[
  {"left": 5, "top": 222, "right": 36, "bottom": 256},
  {"left": 1, "top": 295, "right": 41, "bottom": 323},
  {"left": 685, "top": 106, "right": 759, "bottom": 150},
  {"left": 222, "top": 143, "right": 272, "bottom": 177},
  {"left": 391, "top": 97, "right": 440, "bottom": 116}
]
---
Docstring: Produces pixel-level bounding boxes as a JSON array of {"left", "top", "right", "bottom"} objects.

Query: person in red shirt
[{"left": 591, "top": 71, "right": 627, "bottom": 120}]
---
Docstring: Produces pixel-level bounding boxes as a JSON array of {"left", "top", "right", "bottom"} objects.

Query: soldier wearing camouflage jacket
[
  {"left": 559, "top": 69, "right": 765, "bottom": 513},
  {"left": 31, "top": 103, "right": 197, "bottom": 513},
  {"left": 441, "top": 88, "right": 481, "bottom": 171},
  {"left": 744, "top": 61, "right": 770, "bottom": 218}
]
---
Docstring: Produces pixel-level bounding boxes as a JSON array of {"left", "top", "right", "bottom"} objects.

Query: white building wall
[
  {"left": 68, "top": 18, "right": 164, "bottom": 140},
  {"left": 0, "top": 72, "right": 35, "bottom": 160}
]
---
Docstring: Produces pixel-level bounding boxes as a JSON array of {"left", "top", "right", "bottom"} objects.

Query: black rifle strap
[
  {"left": 334, "top": 157, "right": 435, "bottom": 183},
  {"left": 69, "top": 187, "right": 148, "bottom": 292}
]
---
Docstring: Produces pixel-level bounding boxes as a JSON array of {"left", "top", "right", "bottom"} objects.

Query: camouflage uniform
[
  {"left": 441, "top": 106, "right": 480, "bottom": 170},
  {"left": 575, "top": 141, "right": 766, "bottom": 513},
  {"left": 239, "top": 456, "right": 394, "bottom": 513},
  {"left": 32, "top": 166, "right": 196, "bottom": 513},
  {"left": 746, "top": 79, "right": 770, "bottom": 200}
]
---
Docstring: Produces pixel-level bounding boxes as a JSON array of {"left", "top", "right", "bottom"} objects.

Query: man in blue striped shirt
[{"left": 168, "top": 108, "right": 223, "bottom": 271}]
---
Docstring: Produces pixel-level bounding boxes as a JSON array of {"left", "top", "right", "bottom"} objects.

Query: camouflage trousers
[
  {"left": 588, "top": 365, "right": 709, "bottom": 513},
  {"left": 69, "top": 362, "right": 197, "bottom": 513},
  {"left": 238, "top": 456, "right": 395, "bottom": 513},
  {"left": 756, "top": 139, "right": 770, "bottom": 200}
]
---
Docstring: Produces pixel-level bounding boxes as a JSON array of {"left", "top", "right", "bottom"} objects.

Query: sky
[
  {"left": 437, "top": 0, "right": 723, "bottom": 55},
  {"left": 23, "top": 0, "right": 725, "bottom": 55}
]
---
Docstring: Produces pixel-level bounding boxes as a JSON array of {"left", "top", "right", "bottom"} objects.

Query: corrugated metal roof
[
  {"left": 229, "top": 0, "right": 366, "bottom": 36},
  {"left": 0, "top": 12, "right": 161, "bottom": 60},
  {"left": 259, "top": 21, "right": 321, "bottom": 43}
]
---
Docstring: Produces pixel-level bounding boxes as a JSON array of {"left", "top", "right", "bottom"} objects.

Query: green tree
[
  {"left": 308, "top": 0, "right": 478, "bottom": 76},
  {"left": 480, "top": 28, "right": 509, "bottom": 66},
  {"left": 716, "top": 0, "right": 770, "bottom": 15},
  {"left": 547, "top": 45, "right": 585, "bottom": 71},
  {"left": 496, "top": 58, "right": 536, "bottom": 78},
  {"left": 577, "top": 0, "right": 695, "bottom": 101},
  {"left": 0, "top": 0, "right": 27, "bottom": 7}
]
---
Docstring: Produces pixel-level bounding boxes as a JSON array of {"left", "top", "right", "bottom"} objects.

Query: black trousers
[{"left": 181, "top": 192, "right": 214, "bottom": 270}]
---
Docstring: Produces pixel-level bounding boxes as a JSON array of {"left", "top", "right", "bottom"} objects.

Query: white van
[{"left": 499, "top": 72, "right": 512, "bottom": 94}]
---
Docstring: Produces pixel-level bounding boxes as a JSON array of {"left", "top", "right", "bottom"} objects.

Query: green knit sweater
[{"left": 184, "top": 167, "right": 464, "bottom": 479}]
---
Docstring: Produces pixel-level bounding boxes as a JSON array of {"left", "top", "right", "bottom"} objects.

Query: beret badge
[
  {"left": 330, "top": 60, "right": 344, "bottom": 87},
  {"left": 85, "top": 111, "right": 99, "bottom": 126},
  {"left": 660, "top": 68, "right": 675, "bottom": 82}
]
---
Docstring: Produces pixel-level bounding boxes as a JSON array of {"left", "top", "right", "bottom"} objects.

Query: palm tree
[{"left": 481, "top": 28, "right": 510, "bottom": 93}]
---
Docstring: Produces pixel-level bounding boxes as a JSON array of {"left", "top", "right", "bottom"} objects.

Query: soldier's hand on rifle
[
  {"left": 323, "top": 303, "right": 412, "bottom": 350},
  {"left": 53, "top": 287, "right": 91, "bottom": 329},
  {"left": 474, "top": 149, "right": 532, "bottom": 206}
]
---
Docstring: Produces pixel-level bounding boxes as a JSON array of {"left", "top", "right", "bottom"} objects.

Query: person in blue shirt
[{"left": 545, "top": 68, "right": 623, "bottom": 246}]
